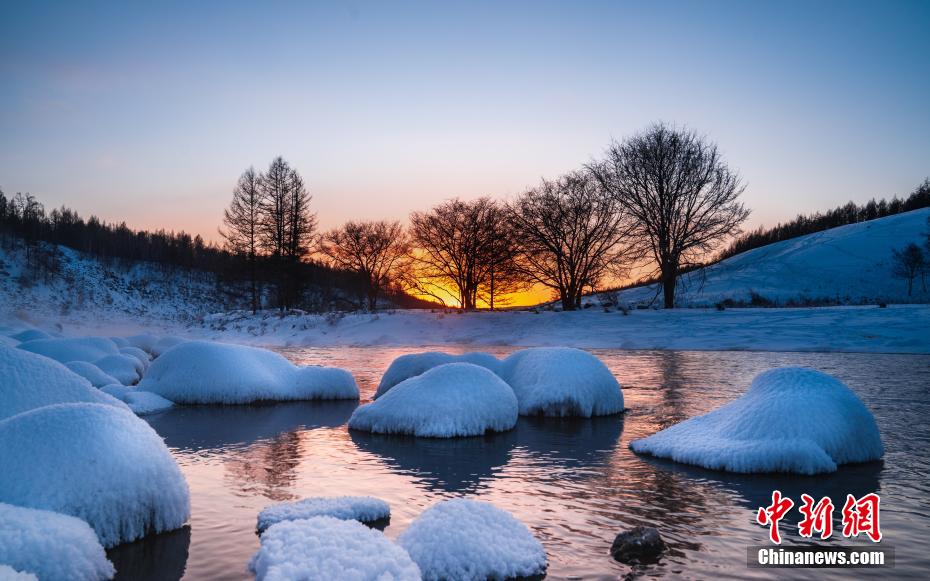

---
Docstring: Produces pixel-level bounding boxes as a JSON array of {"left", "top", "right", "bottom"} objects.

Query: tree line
[{"left": 223, "top": 123, "right": 749, "bottom": 311}]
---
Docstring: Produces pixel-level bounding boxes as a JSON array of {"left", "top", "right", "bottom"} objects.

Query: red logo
[
  {"left": 756, "top": 491, "right": 882, "bottom": 543},
  {"left": 756, "top": 490, "right": 794, "bottom": 544}
]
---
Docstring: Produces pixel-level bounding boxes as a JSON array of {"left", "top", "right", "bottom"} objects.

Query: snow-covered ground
[{"left": 613, "top": 207, "right": 930, "bottom": 307}]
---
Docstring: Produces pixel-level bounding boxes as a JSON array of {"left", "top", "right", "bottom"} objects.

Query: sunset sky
[{"left": 2, "top": 0, "right": 929, "bottom": 254}]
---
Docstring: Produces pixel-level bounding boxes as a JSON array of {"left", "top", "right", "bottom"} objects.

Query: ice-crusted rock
[
  {"left": 257, "top": 496, "right": 390, "bottom": 533},
  {"left": 64, "top": 361, "right": 120, "bottom": 387},
  {"left": 0, "top": 346, "right": 128, "bottom": 421},
  {"left": 250, "top": 516, "right": 420, "bottom": 581},
  {"left": 0, "top": 403, "right": 190, "bottom": 547},
  {"left": 137, "top": 340, "right": 359, "bottom": 404},
  {"left": 0, "top": 503, "right": 114, "bottom": 581},
  {"left": 610, "top": 526, "right": 666, "bottom": 564},
  {"left": 500, "top": 347, "right": 624, "bottom": 417},
  {"left": 17, "top": 337, "right": 119, "bottom": 364},
  {"left": 350, "top": 363, "right": 518, "bottom": 437},
  {"left": 375, "top": 351, "right": 501, "bottom": 399},
  {"left": 629, "top": 367, "right": 884, "bottom": 474},
  {"left": 398, "top": 498, "right": 547, "bottom": 580}
]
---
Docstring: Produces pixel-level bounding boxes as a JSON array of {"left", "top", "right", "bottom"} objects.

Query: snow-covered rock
[
  {"left": 500, "top": 347, "right": 624, "bottom": 417},
  {"left": 93, "top": 354, "right": 142, "bottom": 385},
  {"left": 257, "top": 496, "right": 390, "bottom": 533},
  {"left": 119, "top": 346, "right": 151, "bottom": 370},
  {"left": 152, "top": 336, "right": 187, "bottom": 357},
  {"left": 100, "top": 385, "right": 175, "bottom": 415},
  {"left": 0, "top": 403, "right": 190, "bottom": 547},
  {"left": 64, "top": 361, "right": 119, "bottom": 387},
  {"left": 9, "top": 329, "right": 51, "bottom": 343},
  {"left": 350, "top": 363, "right": 518, "bottom": 437},
  {"left": 0, "top": 503, "right": 114, "bottom": 581},
  {"left": 137, "top": 340, "right": 358, "bottom": 404},
  {"left": 250, "top": 516, "right": 420, "bottom": 581},
  {"left": 0, "top": 346, "right": 127, "bottom": 421},
  {"left": 629, "top": 367, "right": 885, "bottom": 474},
  {"left": 375, "top": 351, "right": 501, "bottom": 399},
  {"left": 16, "top": 337, "right": 119, "bottom": 364},
  {"left": 0, "top": 565, "right": 37, "bottom": 580},
  {"left": 126, "top": 334, "right": 160, "bottom": 355},
  {"left": 398, "top": 499, "right": 547, "bottom": 581},
  {"left": 109, "top": 336, "right": 130, "bottom": 348}
]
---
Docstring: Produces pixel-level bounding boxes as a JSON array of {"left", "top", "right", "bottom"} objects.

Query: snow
[
  {"left": 126, "top": 334, "right": 160, "bottom": 354},
  {"left": 137, "top": 340, "right": 359, "bottom": 404},
  {"left": 151, "top": 336, "right": 188, "bottom": 357},
  {"left": 398, "top": 498, "right": 547, "bottom": 581},
  {"left": 64, "top": 361, "right": 119, "bottom": 387},
  {"left": 0, "top": 403, "right": 190, "bottom": 547},
  {"left": 93, "top": 354, "right": 142, "bottom": 385},
  {"left": 100, "top": 385, "right": 175, "bottom": 415},
  {"left": 0, "top": 565, "right": 37, "bottom": 580},
  {"left": 109, "top": 336, "right": 130, "bottom": 348},
  {"left": 501, "top": 347, "right": 624, "bottom": 417},
  {"left": 629, "top": 367, "right": 885, "bottom": 474},
  {"left": 9, "top": 329, "right": 51, "bottom": 343},
  {"left": 0, "top": 503, "right": 114, "bottom": 581},
  {"left": 119, "top": 346, "right": 151, "bottom": 369},
  {"left": 0, "top": 346, "right": 127, "bottom": 421},
  {"left": 349, "top": 363, "right": 518, "bottom": 437},
  {"left": 375, "top": 351, "right": 501, "bottom": 399},
  {"left": 257, "top": 496, "right": 390, "bottom": 533},
  {"left": 17, "top": 336, "right": 119, "bottom": 364},
  {"left": 250, "top": 516, "right": 420, "bottom": 581}
]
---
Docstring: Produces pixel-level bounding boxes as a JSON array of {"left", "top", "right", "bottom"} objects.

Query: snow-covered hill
[{"left": 614, "top": 208, "right": 930, "bottom": 307}]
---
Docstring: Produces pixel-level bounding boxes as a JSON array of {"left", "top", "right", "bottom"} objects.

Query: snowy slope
[{"left": 615, "top": 208, "right": 930, "bottom": 307}]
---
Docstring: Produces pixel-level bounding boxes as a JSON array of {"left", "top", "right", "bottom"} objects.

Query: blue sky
[{"left": 1, "top": 0, "right": 928, "bottom": 239}]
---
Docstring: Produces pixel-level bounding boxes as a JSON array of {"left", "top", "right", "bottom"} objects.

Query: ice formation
[
  {"left": 64, "top": 361, "right": 120, "bottom": 387},
  {"left": 137, "top": 341, "right": 359, "bottom": 404},
  {"left": 93, "top": 354, "right": 142, "bottom": 385},
  {"left": 398, "top": 498, "right": 547, "bottom": 580},
  {"left": 500, "top": 347, "right": 624, "bottom": 417},
  {"left": 0, "top": 346, "right": 127, "bottom": 421},
  {"left": 375, "top": 351, "right": 501, "bottom": 399},
  {"left": 16, "top": 337, "right": 119, "bottom": 364},
  {"left": 0, "top": 403, "right": 190, "bottom": 546},
  {"left": 250, "top": 516, "right": 420, "bottom": 581},
  {"left": 257, "top": 496, "right": 391, "bottom": 533},
  {"left": 0, "top": 503, "right": 114, "bottom": 581},
  {"left": 629, "top": 367, "right": 885, "bottom": 474},
  {"left": 350, "top": 363, "right": 518, "bottom": 437}
]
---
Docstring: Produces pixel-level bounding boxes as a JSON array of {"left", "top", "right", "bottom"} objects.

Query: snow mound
[
  {"left": 137, "top": 340, "right": 358, "bottom": 404},
  {"left": 100, "top": 385, "right": 175, "bottom": 415},
  {"left": 0, "top": 503, "right": 114, "bottom": 581},
  {"left": 9, "top": 329, "right": 51, "bottom": 343},
  {"left": 93, "top": 354, "right": 142, "bottom": 385},
  {"left": 119, "top": 346, "right": 151, "bottom": 370},
  {"left": 64, "top": 361, "right": 119, "bottom": 387},
  {"left": 257, "top": 496, "right": 390, "bottom": 533},
  {"left": 500, "top": 348, "right": 624, "bottom": 417},
  {"left": 0, "top": 565, "right": 37, "bottom": 580},
  {"left": 109, "top": 337, "right": 130, "bottom": 348},
  {"left": 398, "top": 498, "right": 547, "bottom": 581},
  {"left": 126, "top": 334, "right": 160, "bottom": 355},
  {"left": 0, "top": 346, "right": 127, "bottom": 421},
  {"left": 152, "top": 336, "right": 188, "bottom": 357},
  {"left": 250, "top": 516, "right": 420, "bottom": 581},
  {"left": 629, "top": 367, "right": 885, "bottom": 474},
  {"left": 375, "top": 351, "right": 501, "bottom": 399},
  {"left": 350, "top": 363, "right": 518, "bottom": 437},
  {"left": 17, "top": 337, "right": 119, "bottom": 364},
  {"left": 0, "top": 403, "right": 190, "bottom": 546}
]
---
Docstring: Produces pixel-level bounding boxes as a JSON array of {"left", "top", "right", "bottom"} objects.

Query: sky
[{"left": 1, "top": 0, "right": 929, "bottom": 246}]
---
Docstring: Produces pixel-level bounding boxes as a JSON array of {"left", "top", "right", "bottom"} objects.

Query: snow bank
[
  {"left": 0, "top": 403, "right": 190, "bottom": 546},
  {"left": 100, "top": 385, "right": 175, "bottom": 415},
  {"left": 350, "top": 363, "right": 518, "bottom": 437},
  {"left": 375, "top": 351, "right": 501, "bottom": 399},
  {"left": 17, "top": 337, "right": 119, "bottom": 364},
  {"left": 64, "top": 361, "right": 119, "bottom": 387},
  {"left": 629, "top": 367, "right": 885, "bottom": 474},
  {"left": 0, "top": 346, "right": 127, "bottom": 421},
  {"left": 398, "top": 498, "right": 547, "bottom": 581},
  {"left": 137, "top": 340, "right": 358, "bottom": 404},
  {"left": 0, "top": 503, "right": 114, "bottom": 581},
  {"left": 257, "top": 496, "right": 390, "bottom": 533},
  {"left": 250, "top": 516, "right": 420, "bottom": 581},
  {"left": 500, "top": 347, "right": 624, "bottom": 417},
  {"left": 93, "top": 354, "right": 141, "bottom": 385}
]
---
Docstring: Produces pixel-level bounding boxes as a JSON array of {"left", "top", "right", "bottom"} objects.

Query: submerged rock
[{"left": 610, "top": 526, "right": 666, "bottom": 565}]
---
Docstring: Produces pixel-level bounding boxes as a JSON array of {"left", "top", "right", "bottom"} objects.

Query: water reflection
[
  {"left": 147, "top": 401, "right": 357, "bottom": 451},
  {"left": 224, "top": 431, "right": 304, "bottom": 501},
  {"left": 108, "top": 526, "right": 191, "bottom": 581}
]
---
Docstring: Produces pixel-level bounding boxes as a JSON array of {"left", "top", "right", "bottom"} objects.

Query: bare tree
[
  {"left": 891, "top": 243, "right": 925, "bottom": 296},
  {"left": 509, "top": 170, "right": 636, "bottom": 310},
  {"left": 592, "top": 123, "right": 750, "bottom": 308},
  {"left": 319, "top": 220, "right": 409, "bottom": 310},
  {"left": 220, "top": 167, "right": 262, "bottom": 313},
  {"left": 407, "top": 197, "right": 509, "bottom": 309}
]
